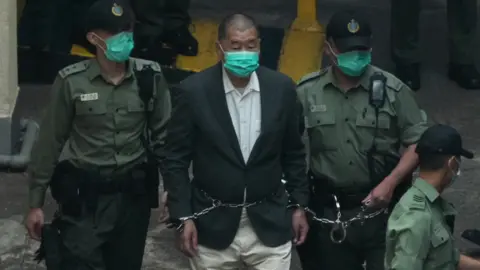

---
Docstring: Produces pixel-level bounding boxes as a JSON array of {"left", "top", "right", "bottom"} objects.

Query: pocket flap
[
  {"left": 127, "top": 100, "right": 146, "bottom": 112},
  {"left": 305, "top": 112, "right": 336, "bottom": 128},
  {"left": 355, "top": 114, "right": 390, "bottom": 129},
  {"left": 431, "top": 225, "right": 449, "bottom": 248},
  {"left": 76, "top": 101, "right": 107, "bottom": 115}
]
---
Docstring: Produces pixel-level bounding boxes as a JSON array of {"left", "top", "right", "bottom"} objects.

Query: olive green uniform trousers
[
  {"left": 298, "top": 205, "right": 388, "bottom": 270},
  {"left": 60, "top": 193, "right": 151, "bottom": 270},
  {"left": 391, "top": 0, "right": 477, "bottom": 65}
]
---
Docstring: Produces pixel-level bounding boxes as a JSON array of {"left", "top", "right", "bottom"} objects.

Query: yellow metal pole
[
  {"left": 292, "top": 0, "right": 322, "bottom": 31},
  {"left": 278, "top": 0, "right": 324, "bottom": 81}
]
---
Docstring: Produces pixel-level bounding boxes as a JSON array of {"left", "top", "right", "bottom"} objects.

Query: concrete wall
[{"left": 0, "top": 1, "right": 19, "bottom": 154}]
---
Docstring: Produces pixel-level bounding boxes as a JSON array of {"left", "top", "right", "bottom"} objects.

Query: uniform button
[
  {"left": 346, "top": 139, "right": 351, "bottom": 143},
  {"left": 345, "top": 118, "right": 349, "bottom": 122},
  {"left": 349, "top": 161, "right": 353, "bottom": 165}
]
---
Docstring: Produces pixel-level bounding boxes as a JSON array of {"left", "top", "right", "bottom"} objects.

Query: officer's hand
[
  {"left": 178, "top": 220, "right": 198, "bottom": 257},
  {"left": 362, "top": 178, "right": 395, "bottom": 208},
  {"left": 292, "top": 208, "right": 309, "bottom": 245},
  {"left": 158, "top": 191, "right": 169, "bottom": 223},
  {"left": 25, "top": 208, "right": 44, "bottom": 241}
]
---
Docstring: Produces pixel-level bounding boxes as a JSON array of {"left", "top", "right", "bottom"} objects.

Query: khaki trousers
[{"left": 189, "top": 209, "right": 292, "bottom": 270}]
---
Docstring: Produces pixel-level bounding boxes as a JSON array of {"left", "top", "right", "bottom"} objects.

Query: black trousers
[
  {"left": 60, "top": 193, "right": 151, "bottom": 270},
  {"left": 297, "top": 206, "right": 388, "bottom": 270}
]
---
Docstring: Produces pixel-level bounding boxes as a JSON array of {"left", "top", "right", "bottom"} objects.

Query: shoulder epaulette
[
  {"left": 58, "top": 60, "right": 90, "bottom": 78},
  {"left": 297, "top": 69, "right": 327, "bottom": 86},
  {"left": 408, "top": 194, "right": 426, "bottom": 210},
  {"left": 132, "top": 58, "right": 161, "bottom": 72}
]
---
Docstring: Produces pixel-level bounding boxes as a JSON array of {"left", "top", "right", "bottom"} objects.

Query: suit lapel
[
  {"left": 248, "top": 67, "right": 277, "bottom": 164},
  {"left": 207, "top": 63, "right": 245, "bottom": 164}
]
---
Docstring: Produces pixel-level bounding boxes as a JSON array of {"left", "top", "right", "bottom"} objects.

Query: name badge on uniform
[
  {"left": 310, "top": 104, "right": 327, "bottom": 112},
  {"left": 80, "top": 93, "right": 99, "bottom": 101}
]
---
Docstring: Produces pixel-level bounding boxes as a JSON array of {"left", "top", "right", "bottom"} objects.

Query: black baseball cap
[
  {"left": 416, "top": 124, "right": 474, "bottom": 159},
  {"left": 85, "top": 0, "right": 134, "bottom": 34},
  {"left": 326, "top": 10, "right": 372, "bottom": 52}
]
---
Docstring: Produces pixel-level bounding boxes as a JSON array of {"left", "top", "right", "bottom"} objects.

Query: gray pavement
[{"left": 2, "top": 0, "right": 480, "bottom": 269}]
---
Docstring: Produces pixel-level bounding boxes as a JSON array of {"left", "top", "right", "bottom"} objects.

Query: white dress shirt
[{"left": 222, "top": 69, "right": 261, "bottom": 163}]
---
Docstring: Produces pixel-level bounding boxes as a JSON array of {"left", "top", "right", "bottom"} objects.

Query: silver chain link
[
  {"left": 173, "top": 186, "right": 388, "bottom": 243},
  {"left": 174, "top": 191, "right": 266, "bottom": 231},
  {"left": 304, "top": 195, "right": 388, "bottom": 243}
]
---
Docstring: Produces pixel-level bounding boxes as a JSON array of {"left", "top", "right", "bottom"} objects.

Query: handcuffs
[{"left": 305, "top": 195, "right": 387, "bottom": 244}]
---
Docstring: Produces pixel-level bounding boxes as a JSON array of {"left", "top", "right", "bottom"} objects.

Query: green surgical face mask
[
  {"left": 328, "top": 43, "right": 372, "bottom": 76},
  {"left": 96, "top": 32, "right": 134, "bottom": 62},
  {"left": 219, "top": 44, "right": 260, "bottom": 77},
  {"left": 223, "top": 50, "right": 260, "bottom": 77}
]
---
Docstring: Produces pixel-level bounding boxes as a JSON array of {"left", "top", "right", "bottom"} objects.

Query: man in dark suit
[{"left": 163, "top": 13, "right": 309, "bottom": 269}]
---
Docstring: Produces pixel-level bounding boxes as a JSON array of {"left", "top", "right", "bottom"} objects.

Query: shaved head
[{"left": 218, "top": 13, "right": 258, "bottom": 40}]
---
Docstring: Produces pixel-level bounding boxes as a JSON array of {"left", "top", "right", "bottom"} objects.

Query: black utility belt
[
  {"left": 311, "top": 183, "right": 370, "bottom": 210},
  {"left": 50, "top": 161, "right": 153, "bottom": 205}
]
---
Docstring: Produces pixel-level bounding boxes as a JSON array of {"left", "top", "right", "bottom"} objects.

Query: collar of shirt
[
  {"left": 222, "top": 68, "right": 260, "bottom": 94},
  {"left": 413, "top": 177, "right": 457, "bottom": 215},
  {"left": 322, "top": 65, "right": 372, "bottom": 92},
  {"left": 86, "top": 58, "right": 135, "bottom": 82}
]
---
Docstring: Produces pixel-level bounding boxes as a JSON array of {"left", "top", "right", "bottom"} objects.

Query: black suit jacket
[{"left": 163, "top": 63, "right": 308, "bottom": 249}]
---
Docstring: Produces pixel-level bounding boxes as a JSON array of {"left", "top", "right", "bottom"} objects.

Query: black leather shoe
[
  {"left": 163, "top": 25, "right": 198, "bottom": 56},
  {"left": 448, "top": 63, "right": 480, "bottom": 90},
  {"left": 394, "top": 63, "right": 421, "bottom": 91}
]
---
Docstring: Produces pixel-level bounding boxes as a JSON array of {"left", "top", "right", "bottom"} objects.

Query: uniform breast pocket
[
  {"left": 74, "top": 101, "right": 107, "bottom": 128},
  {"left": 127, "top": 99, "right": 146, "bottom": 114},
  {"left": 355, "top": 109, "right": 394, "bottom": 146},
  {"left": 121, "top": 99, "right": 147, "bottom": 128},
  {"left": 305, "top": 111, "right": 338, "bottom": 153},
  {"left": 430, "top": 224, "right": 454, "bottom": 267}
]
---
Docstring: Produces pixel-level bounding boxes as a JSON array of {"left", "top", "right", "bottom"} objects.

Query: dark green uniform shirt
[
  {"left": 28, "top": 58, "right": 171, "bottom": 208},
  {"left": 385, "top": 178, "right": 460, "bottom": 269},
  {"left": 296, "top": 65, "right": 427, "bottom": 189}
]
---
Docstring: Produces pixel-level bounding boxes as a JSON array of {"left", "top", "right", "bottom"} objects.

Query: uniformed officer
[
  {"left": 385, "top": 124, "right": 480, "bottom": 269},
  {"left": 296, "top": 10, "right": 428, "bottom": 270},
  {"left": 24, "top": 1, "right": 171, "bottom": 269},
  {"left": 391, "top": 0, "right": 480, "bottom": 90}
]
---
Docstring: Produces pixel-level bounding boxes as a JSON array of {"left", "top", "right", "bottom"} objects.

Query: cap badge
[
  {"left": 112, "top": 3, "right": 123, "bottom": 16},
  {"left": 347, "top": 19, "right": 360, "bottom": 33}
]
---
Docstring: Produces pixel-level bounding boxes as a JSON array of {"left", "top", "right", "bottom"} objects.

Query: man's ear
[
  {"left": 324, "top": 40, "right": 333, "bottom": 57},
  {"left": 215, "top": 41, "right": 224, "bottom": 61},
  {"left": 86, "top": 32, "right": 97, "bottom": 45}
]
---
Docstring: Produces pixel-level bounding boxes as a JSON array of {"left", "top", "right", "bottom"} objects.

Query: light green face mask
[
  {"left": 334, "top": 50, "right": 372, "bottom": 77},
  {"left": 327, "top": 42, "right": 372, "bottom": 77},
  {"left": 223, "top": 50, "right": 260, "bottom": 77}
]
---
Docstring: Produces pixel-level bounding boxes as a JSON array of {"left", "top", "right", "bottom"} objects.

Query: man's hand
[
  {"left": 292, "top": 208, "right": 309, "bottom": 245},
  {"left": 177, "top": 220, "right": 198, "bottom": 257},
  {"left": 158, "top": 191, "right": 169, "bottom": 223},
  {"left": 25, "top": 208, "right": 44, "bottom": 241},
  {"left": 362, "top": 176, "right": 397, "bottom": 208}
]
